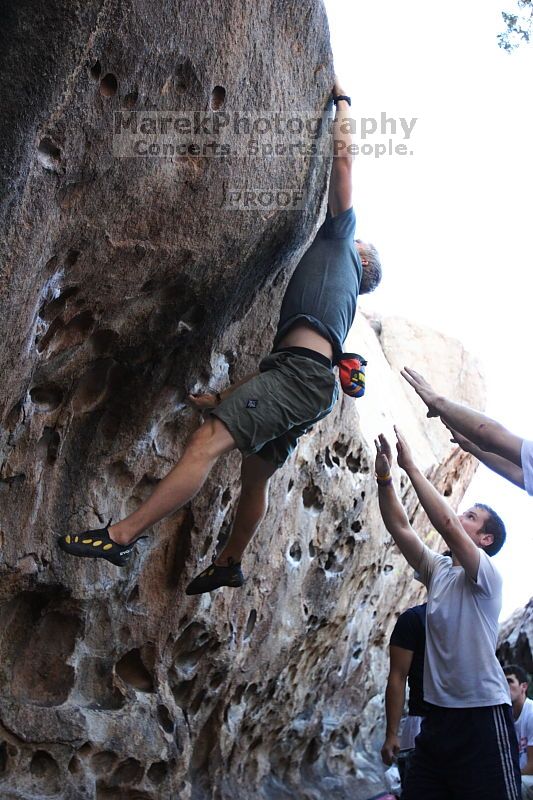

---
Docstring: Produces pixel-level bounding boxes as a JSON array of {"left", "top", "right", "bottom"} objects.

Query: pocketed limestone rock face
[
  {"left": 498, "top": 598, "right": 533, "bottom": 674},
  {"left": 0, "top": 3, "right": 486, "bottom": 799}
]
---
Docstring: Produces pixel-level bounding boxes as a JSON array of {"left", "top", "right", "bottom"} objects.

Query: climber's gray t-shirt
[
  {"left": 521, "top": 439, "right": 533, "bottom": 495},
  {"left": 417, "top": 543, "right": 511, "bottom": 709},
  {"left": 273, "top": 206, "right": 362, "bottom": 363}
]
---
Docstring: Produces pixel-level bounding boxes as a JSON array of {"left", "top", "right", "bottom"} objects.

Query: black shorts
[{"left": 402, "top": 704, "right": 521, "bottom": 800}]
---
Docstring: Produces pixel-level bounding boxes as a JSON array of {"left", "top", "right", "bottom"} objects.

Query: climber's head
[
  {"left": 458, "top": 504, "right": 506, "bottom": 557},
  {"left": 356, "top": 240, "right": 382, "bottom": 294}
]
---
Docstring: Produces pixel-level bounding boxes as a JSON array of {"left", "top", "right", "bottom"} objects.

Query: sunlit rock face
[
  {"left": 498, "top": 598, "right": 533, "bottom": 674},
  {"left": 0, "top": 3, "right": 487, "bottom": 799}
]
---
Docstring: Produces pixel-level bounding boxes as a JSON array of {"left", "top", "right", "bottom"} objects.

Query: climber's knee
[{"left": 187, "top": 416, "right": 236, "bottom": 459}]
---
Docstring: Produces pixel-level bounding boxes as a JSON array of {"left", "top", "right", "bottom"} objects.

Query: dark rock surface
[
  {"left": 498, "top": 598, "right": 533, "bottom": 675},
  {"left": 0, "top": 2, "right": 485, "bottom": 798}
]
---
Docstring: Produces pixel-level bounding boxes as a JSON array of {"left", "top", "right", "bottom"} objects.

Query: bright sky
[{"left": 325, "top": 0, "right": 533, "bottom": 619}]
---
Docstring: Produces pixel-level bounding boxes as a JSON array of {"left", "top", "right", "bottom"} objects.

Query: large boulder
[{"left": 0, "top": 2, "right": 486, "bottom": 798}]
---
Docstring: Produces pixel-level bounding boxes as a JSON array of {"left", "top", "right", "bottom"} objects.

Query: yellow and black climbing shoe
[
  {"left": 57, "top": 522, "right": 147, "bottom": 567},
  {"left": 185, "top": 558, "right": 244, "bottom": 595}
]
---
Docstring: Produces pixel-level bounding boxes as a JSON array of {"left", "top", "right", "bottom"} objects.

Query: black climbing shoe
[
  {"left": 185, "top": 558, "right": 244, "bottom": 595},
  {"left": 57, "top": 521, "right": 147, "bottom": 567}
]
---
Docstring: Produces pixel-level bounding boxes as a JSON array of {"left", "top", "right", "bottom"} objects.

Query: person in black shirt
[{"left": 382, "top": 603, "right": 428, "bottom": 794}]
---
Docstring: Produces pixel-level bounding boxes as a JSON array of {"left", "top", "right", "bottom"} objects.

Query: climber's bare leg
[
  {"left": 109, "top": 417, "right": 236, "bottom": 544},
  {"left": 216, "top": 455, "right": 277, "bottom": 564}
]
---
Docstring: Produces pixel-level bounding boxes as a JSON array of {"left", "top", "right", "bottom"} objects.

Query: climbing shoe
[
  {"left": 185, "top": 558, "right": 244, "bottom": 595},
  {"left": 57, "top": 521, "right": 147, "bottom": 567}
]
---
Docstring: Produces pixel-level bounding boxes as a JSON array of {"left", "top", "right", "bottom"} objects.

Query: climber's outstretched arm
[
  {"left": 328, "top": 77, "right": 353, "bottom": 216},
  {"left": 402, "top": 367, "right": 524, "bottom": 467},
  {"left": 375, "top": 434, "right": 424, "bottom": 571},
  {"left": 447, "top": 427, "right": 525, "bottom": 490}
]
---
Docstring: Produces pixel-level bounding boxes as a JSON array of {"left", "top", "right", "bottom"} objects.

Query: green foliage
[{"left": 498, "top": 0, "right": 533, "bottom": 51}]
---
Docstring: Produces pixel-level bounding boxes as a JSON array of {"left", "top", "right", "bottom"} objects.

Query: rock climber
[
  {"left": 58, "top": 77, "right": 382, "bottom": 595},
  {"left": 375, "top": 427, "right": 521, "bottom": 799}
]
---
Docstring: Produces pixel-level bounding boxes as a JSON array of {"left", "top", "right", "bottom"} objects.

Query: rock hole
[
  {"left": 302, "top": 484, "right": 324, "bottom": 511},
  {"left": 157, "top": 704, "right": 174, "bottom": 733},
  {"left": 171, "top": 676, "right": 196, "bottom": 706},
  {"left": 200, "top": 534, "right": 212, "bottom": 558},
  {"left": 37, "top": 137, "right": 61, "bottom": 171},
  {"left": 346, "top": 452, "right": 362, "bottom": 473},
  {"left": 221, "top": 488, "right": 231, "bottom": 506},
  {"left": 65, "top": 249, "right": 80, "bottom": 268},
  {"left": 209, "top": 669, "right": 227, "bottom": 689},
  {"left": 190, "top": 688, "right": 207, "bottom": 714},
  {"left": 147, "top": 761, "right": 168, "bottom": 785},
  {"left": 29, "top": 383, "right": 63, "bottom": 412},
  {"left": 324, "top": 553, "right": 339, "bottom": 572},
  {"left": 5, "top": 401, "right": 22, "bottom": 430},
  {"left": 36, "top": 317, "right": 63, "bottom": 353},
  {"left": 112, "top": 757, "right": 144, "bottom": 785},
  {"left": 38, "top": 427, "right": 61, "bottom": 464},
  {"left": 174, "top": 57, "right": 200, "bottom": 93},
  {"left": 308, "top": 541, "right": 316, "bottom": 558},
  {"left": 333, "top": 440, "right": 349, "bottom": 458},
  {"left": 30, "top": 750, "right": 60, "bottom": 782},
  {"left": 46, "top": 310, "right": 95, "bottom": 355},
  {"left": 92, "top": 751, "right": 118, "bottom": 772},
  {"left": 210, "top": 85, "right": 226, "bottom": 110},
  {"left": 303, "top": 737, "right": 320, "bottom": 764},
  {"left": 44, "top": 255, "right": 58, "bottom": 272},
  {"left": 0, "top": 742, "right": 7, "bottom": 773},
  {"left": 324, "top": 447, "right": 334, "bottom": 468},
  {"left": 140, "top": 277, "right": 161, "bottom": 293},
  {"left": 289, "top": 542, "right": 302, "bottom": 561},
  {"left": 40, "top": 286, "right": 79, "bottom": 321},
  {"left": 172, "top": 622, "right": 216, "bottom": 671},
  {"left": 115, "top": 649, "right": 154, "bottom": 692},
  {"left": 68, "top": 755, "right": 81, "bottom": 774},
  {"left": 351, "top": 520, "right": 362, "bottom": 533},
  {"left": 287, "top": 478, "right": 294, "bottom": 492},
  {"left": 383, "top": 564, "right": 394, "bottom": 573},
  {"left": 90, "top": 328, "right": 120, "bottom": 356},
  {"left": 0, "top": 474, "right": 26, "bottom": 492},
  {"left": 7, "top": 596, "right": 81, "bottom": 706},
  {"left": 127, "top": 585, "right": 140, "bottom": 604},
  {"left": 90, "top": 60, "right": 102, "bottom": 79},
  {"left": 123, "top": 89, "right": 138, "bottom": 109},
  {"left": 100, "top": 73, "right": 118, "bottom": 97},
  {"left": 244, "top": 609, "right": 257, "bottom": 639},
  {"left": 71, "top": 358, "right": 121, "bottom": 414},
  {"left": 443, "top": 485, "right": 452, "bottom": 497}
]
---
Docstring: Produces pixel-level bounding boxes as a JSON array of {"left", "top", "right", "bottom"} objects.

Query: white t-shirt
[
  {"left": 521, "top": 440, "right": 533, "bottom": 496},
  {"left": 515, "top": 697, "right": 533, "bottom": 770},
  {"left": 417, "top": 543, "right": 511, "bottom": 708}
]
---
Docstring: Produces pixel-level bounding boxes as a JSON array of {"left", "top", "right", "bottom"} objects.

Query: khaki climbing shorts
[{"left": 211, "top": 347, "right": 338, "bottom": 468}]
